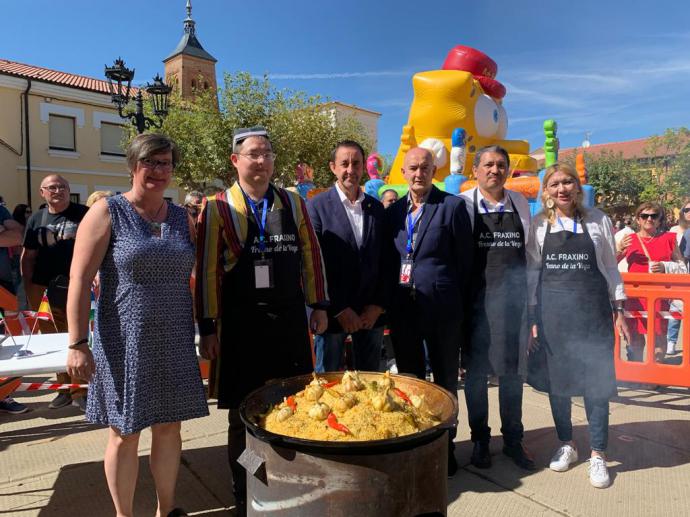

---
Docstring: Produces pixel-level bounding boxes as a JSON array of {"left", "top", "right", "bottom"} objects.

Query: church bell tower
[{"left": 163, "top": 0, "right": 217, "bottom": 98}]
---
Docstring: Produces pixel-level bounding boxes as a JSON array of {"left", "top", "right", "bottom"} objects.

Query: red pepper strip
[
  {"left": 393, "top": 388, "right": 412, "bottom": 405},
  {"left": 327, "top": 412, "right": 351, "bottom": 434},
  {"left": 324, "top": 380, "right": 340, "bottom": 388},
  {"left": 286, "top": 396, "right": 297, "bottom": 412}
]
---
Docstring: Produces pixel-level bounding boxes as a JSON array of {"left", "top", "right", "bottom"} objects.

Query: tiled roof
[
  {"left": 0, "top": 59, "right": 124, "bottom": 95},
  {"left": 164, "top": 32, "right": 217, "bottom": 63},
  {"left": 558, "top": 138, "right": 659, "bottom": 160},
  {"left": 530, "top": 136, "right": 688, "bottom": 166}
]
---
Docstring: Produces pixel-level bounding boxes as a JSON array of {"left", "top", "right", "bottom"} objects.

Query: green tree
[
  {"left": 644, "top": 127, "right": 690, "bottom": 207},
  {"left": 220, "top": 72, "right": 372, "bottom": 188},
  {"left": 573, "top": 127, "right": 690, "bottom": 216},
  {"left": 122, "top": 86, "right": 230, "bottom": 192},
  {"left": 583, "top": 150, "right": 647, "bottom": 212},
  {"left": 124, "top": 72, "right": 373, "bottom": 192}
]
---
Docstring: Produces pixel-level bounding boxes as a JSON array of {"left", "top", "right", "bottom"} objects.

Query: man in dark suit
[
  {"left": 308, "top": 140, "right": 386, "bottom": 372},
  {"left": 385, "top": 146, "right": 473, "bottom": 475}
]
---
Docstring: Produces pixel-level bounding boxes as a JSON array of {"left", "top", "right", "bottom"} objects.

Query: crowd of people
[{"left": 1, "top": 128, "right": 688, "bottom": 516}]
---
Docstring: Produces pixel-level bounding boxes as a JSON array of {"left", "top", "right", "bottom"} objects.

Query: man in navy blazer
[
  {"left": 384, "top": 146, "right": 473, "bottom": 475},
  {"left": 308, "top": 140, "right": 386, "bottom": 372}
]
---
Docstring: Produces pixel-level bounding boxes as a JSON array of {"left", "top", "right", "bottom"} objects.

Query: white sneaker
[
  {"left": 588, "top": 456, "right": 610, "bottom": 488},
  {"left": 667, "top": 341, "right": 676, "bottom": 355},
  {"left": 549, "top": 444, "right": 578, "bottom": 472}
]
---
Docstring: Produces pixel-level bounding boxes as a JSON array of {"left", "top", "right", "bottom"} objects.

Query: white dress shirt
[
  {"left": 460, "top": 187, "right": 532, "bottom": 246},
  {"left": 335, "top": 183, "right": 364, "bottom": 248}
]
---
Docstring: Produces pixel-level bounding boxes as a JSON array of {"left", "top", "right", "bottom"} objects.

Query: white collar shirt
[
  {"left": 460, "top": 186, "right": 531, "bottom": 246},
  {"left": 335, "top": 182, "right": 365, "bottom": 248}
]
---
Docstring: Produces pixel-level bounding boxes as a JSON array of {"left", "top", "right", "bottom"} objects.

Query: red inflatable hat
[{"left": 442, "top": 45, "right": 506, "bottom": 100}]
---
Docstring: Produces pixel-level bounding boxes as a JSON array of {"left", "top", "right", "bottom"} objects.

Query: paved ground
[{"left": 1, "top": 377, "right": 689, "bottom": 516}]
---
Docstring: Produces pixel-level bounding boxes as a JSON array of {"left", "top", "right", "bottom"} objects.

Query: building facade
[
  {"left": 1, "top": 1, "right": 380, "bottom": 208},
  {"left": 0, "top": 1, "right": 215, "bottom": 209},
  {"left": 0, "top": 63, "right": 144, "bottom": 209},
  {"left": 325, "top": 101, "right": 381, "bottom": 151}
]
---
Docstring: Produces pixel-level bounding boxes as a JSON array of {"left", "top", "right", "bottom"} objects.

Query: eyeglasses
[
  {"left": 140, "top": 158, "right": 174, "bottom": 170},
  {"left": 682, "top": 207, "right": 690, "bottom": 214},
  {"left": 238, "top": 152, "right": 276, "bottom": 162},
  {"left": 41, "top": 185, "right": 68, "bottom": 193},
  {"left": 639, "top": 213, "right": 660, "bottom": 220}
]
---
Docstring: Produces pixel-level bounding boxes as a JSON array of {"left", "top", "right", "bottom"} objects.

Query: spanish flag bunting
[{"left": 37, "top": 291, "right": 53, "bottom": 322}]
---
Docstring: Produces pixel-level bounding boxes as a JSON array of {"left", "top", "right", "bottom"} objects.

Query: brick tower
[{"left": 163, "top": 0, "right": 217, "bottom": 98}]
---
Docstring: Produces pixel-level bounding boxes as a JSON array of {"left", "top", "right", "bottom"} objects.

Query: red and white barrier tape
[
  {"left": 624, "top": 311, "right": 683, "bottom": 320},
  {"left": 10, "top": 379, "right": 209, "bottom": 393},
  {"left": 13, "top": 382, "right": 87, "bottom": 391}
]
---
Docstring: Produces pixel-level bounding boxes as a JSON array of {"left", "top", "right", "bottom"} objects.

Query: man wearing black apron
[
  {"left": 461, "top": 146, "right": 535, "bottom": 470},
  {"left": 196, "top": 127, "right": 328, "bottom": 514}
]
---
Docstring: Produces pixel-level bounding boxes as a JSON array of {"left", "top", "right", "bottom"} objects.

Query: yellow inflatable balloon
[{"left": 387, "top": 46, "right": 538, "bottom": 195}]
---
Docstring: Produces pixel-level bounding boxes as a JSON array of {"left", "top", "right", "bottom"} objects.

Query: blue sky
[{"left": 4, "top": 0, "right": 690, "bottom": 159}]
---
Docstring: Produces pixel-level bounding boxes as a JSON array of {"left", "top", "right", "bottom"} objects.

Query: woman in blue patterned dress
[{"left": 66, "top": 134, "right": 208, "bottom": 517}]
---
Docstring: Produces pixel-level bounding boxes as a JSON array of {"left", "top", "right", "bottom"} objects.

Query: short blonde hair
[
  {"left": 86, "top": 190, "right": 113, "bottom": 207},
  {"left": 541, "top": 162, "right": 586, "bottom": 223}
]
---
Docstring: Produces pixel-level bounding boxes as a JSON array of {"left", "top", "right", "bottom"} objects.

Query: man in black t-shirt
[{"left": 21, "top": 175, "right": 89, "bottom": 409}]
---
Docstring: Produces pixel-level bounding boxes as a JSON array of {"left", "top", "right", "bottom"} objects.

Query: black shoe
[
  {"left": 470, "top": 441, "right": 492, "bottom": 469},
  {"left": 503, "top": 443, "right": 537, "bottom": 471},
  {"left": 448, "top": 451, "right": 458, "bottom": 477},
  {"left": 167, "top": 509, "right": 187, "bottom": 517}
]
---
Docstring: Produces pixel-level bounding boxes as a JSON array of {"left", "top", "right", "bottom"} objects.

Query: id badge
[
  {"left": 399, "top": 258, "right": 413, "bottom": 286},
  {"left": 254, "top": 259, "right": 274, "bottom": 289}
]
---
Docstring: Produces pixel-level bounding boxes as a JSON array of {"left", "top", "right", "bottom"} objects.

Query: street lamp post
[{"left": 104, "top": 58, "right": 172, "bottom": 134}]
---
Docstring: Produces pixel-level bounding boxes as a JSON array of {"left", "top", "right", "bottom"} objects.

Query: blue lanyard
[
  {"left": 406, "top": 206, "right": 424, "bottom": 255},
  {"left": 557, "top": 216, "right": 577, "bottom": 233},
  {"left": 480, "top": 199, "right": 505, "bottom": 214},
  {"left": 246, "top": 195, "right": 268, "bottom": 253}
]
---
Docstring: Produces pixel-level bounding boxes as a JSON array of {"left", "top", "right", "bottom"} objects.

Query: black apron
[
  {"left": 532, "top": 220, "right": 617, "bottom": 399},
  {"left": 464, "top": 190, "right": 528, "bottom": 376},
  {"left": 217, "top": 190, "right": 312, "bottom": 409}
]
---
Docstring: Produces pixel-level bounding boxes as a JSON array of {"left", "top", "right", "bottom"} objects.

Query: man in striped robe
[{"left": 195, "top": 127, "right": 328, "bottom": 512}]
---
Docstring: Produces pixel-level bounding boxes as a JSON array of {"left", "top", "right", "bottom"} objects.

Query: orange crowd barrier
[
  {"left": 0, "top": 377, "right": 22, "bottom": 401},
  {"left": 0, "top": 286, "right": 18, "bottom": 311},
  {"left": 615, "top": 272, "right": 690, "bottom": 387}
]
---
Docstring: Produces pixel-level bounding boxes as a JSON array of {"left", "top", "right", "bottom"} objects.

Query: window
[
  {"left": 191, "top": 79, "right": 196, "bottom": 89},
  {"left": 101, "top": 122, "right": 126, "bottom": 156},
  {"left": 49, "top": 114, "right": 76, "bottom": 151}
]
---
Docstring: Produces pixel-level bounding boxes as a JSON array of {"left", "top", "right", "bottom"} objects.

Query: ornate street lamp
[{"left": 104, "top": 58, "right": 172, "bottom": 134}]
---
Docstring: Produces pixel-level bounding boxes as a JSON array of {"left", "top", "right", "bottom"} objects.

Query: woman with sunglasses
[
  {"left": 527, "top": 163, "right": 629, "bottom": 489},
  {"left": 618, "top": 202, "right": 684, "bottom": 361}
]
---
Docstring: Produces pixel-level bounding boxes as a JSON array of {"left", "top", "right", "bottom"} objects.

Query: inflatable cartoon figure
[
  {"left": 295, "top": 162, "right": 316, "bottom": 199},
  {"left": 387, "top": 45, "right": 538, "bottom": 193},
  {"left": 365, "top": 154, "right": 386, "bottom": 199}
]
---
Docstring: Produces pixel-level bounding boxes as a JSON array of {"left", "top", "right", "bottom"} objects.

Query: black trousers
[
  {"left": 464, "top": 371, "right": 524, "bottom": 445},
  {"left": 389, "top": 297, "right": 461, "bottom": 445},
  {"left": 228, "top": 409, "right": 246, "bottom": 501}
]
